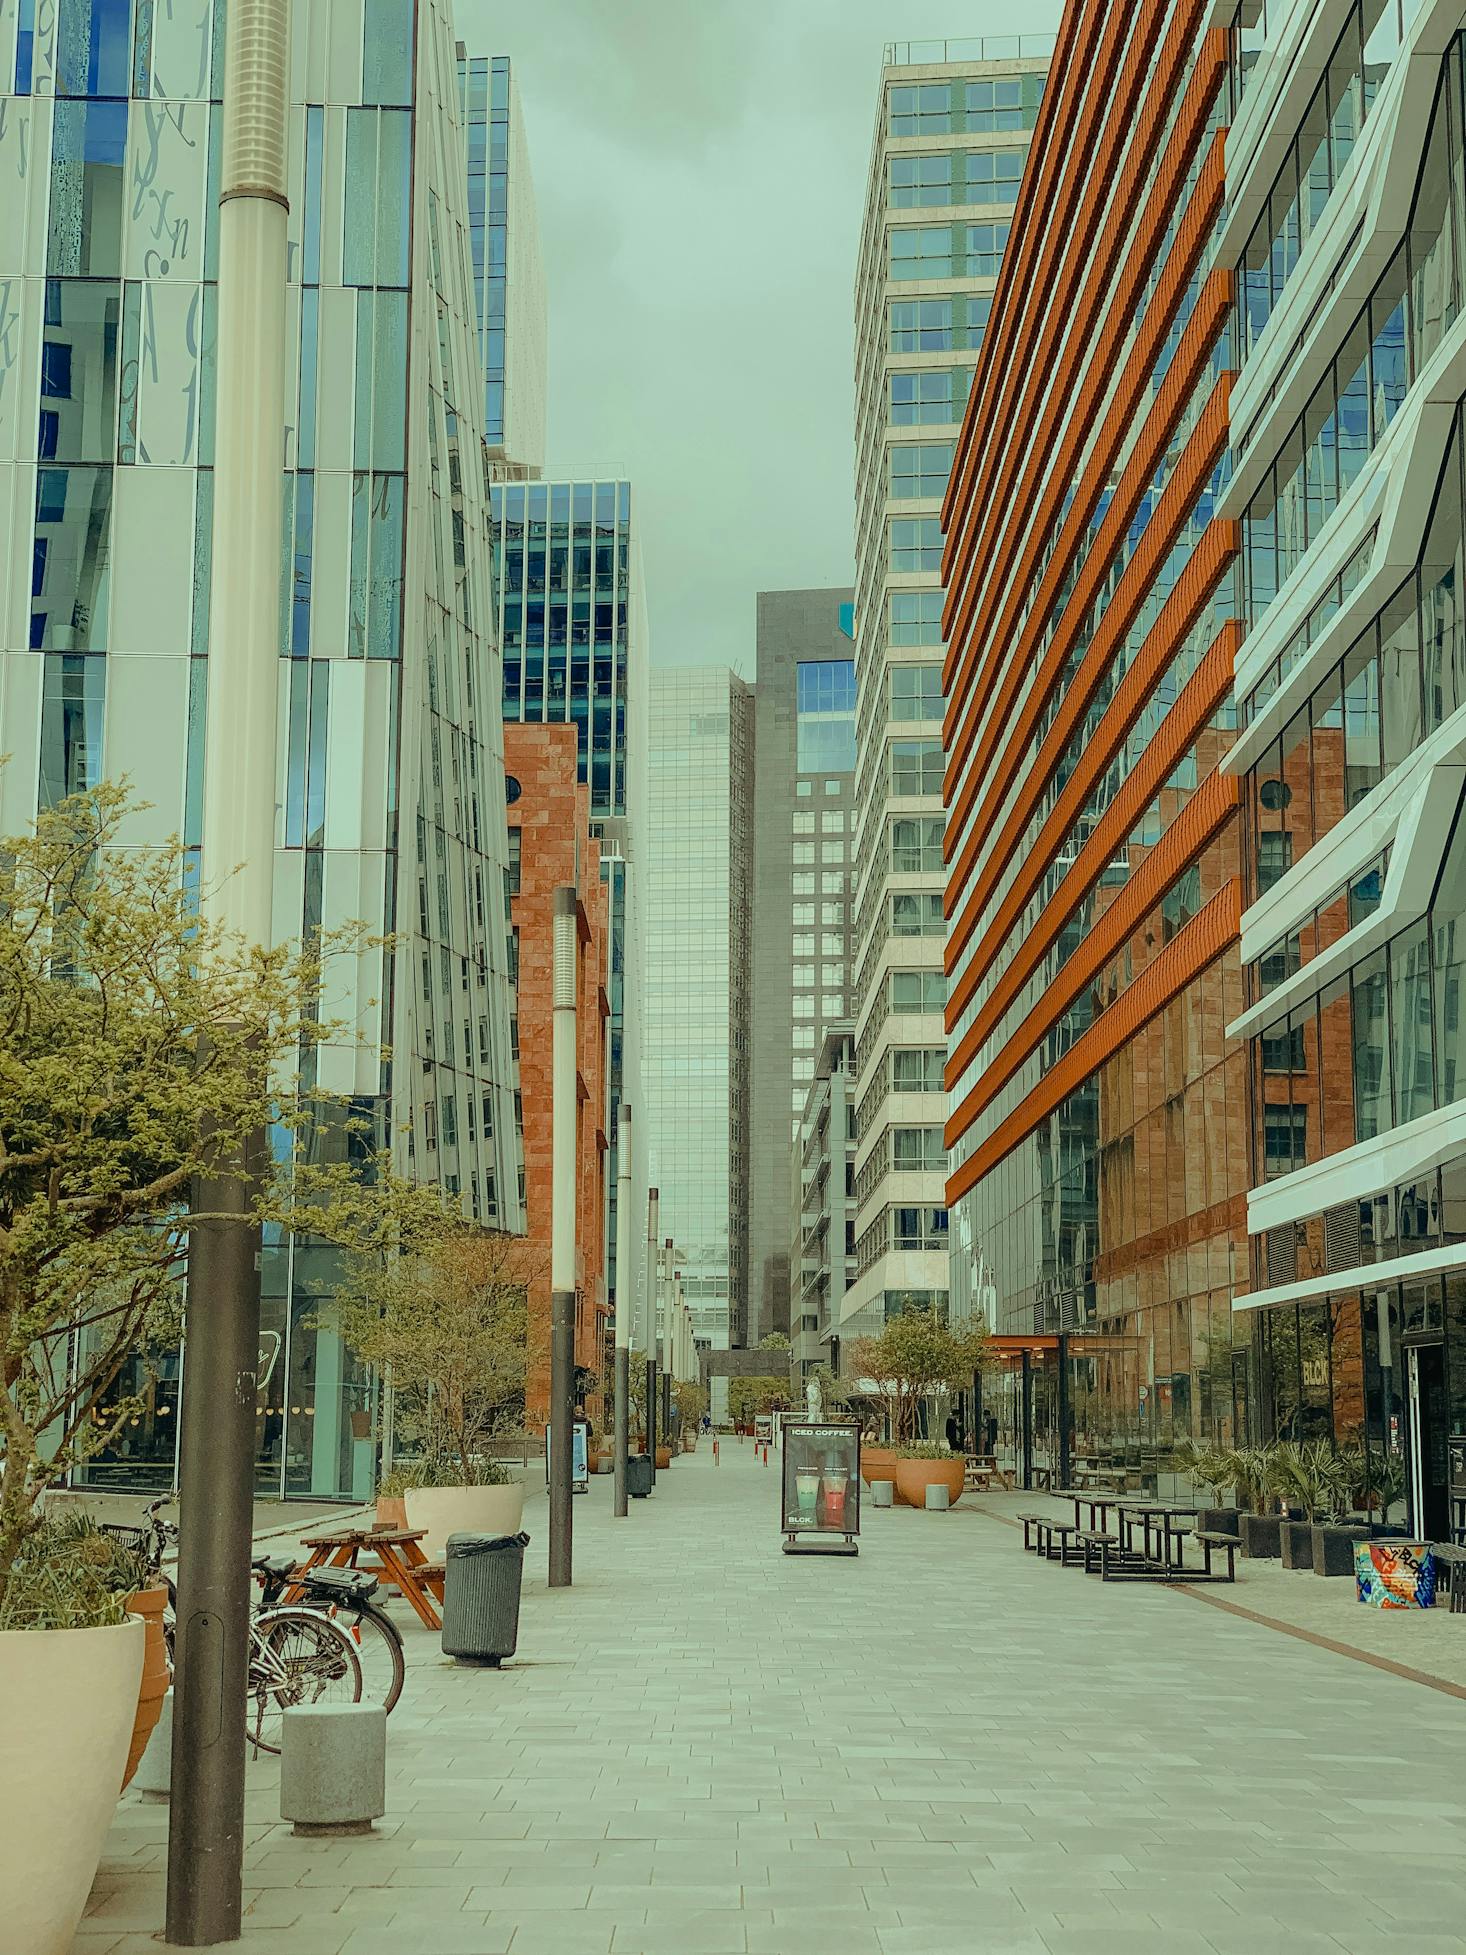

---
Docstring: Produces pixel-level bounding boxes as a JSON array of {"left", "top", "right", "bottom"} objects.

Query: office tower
[
  {"left": 0, "top": 0, "right": 523, "bottom": 1496},
  {"left": 456, "top": 51, "right": 547, "bottom": 478},
  {"left": 845, "top": 41, "right": 1049, "bottom": 1351},
  {"left": 646, "top": 667, "right": 754, "bottom": 1385},
  {"left": 792, "top": 1026, "right": 857, "bottom": 1380},
  {"left": 489, "top": 477, "right": 650, "bottom": 1331},
  {"left": 504, "top": 724, "right": 609, "bottom": 1424},
  {"left": 748, "top": 589, "right": 859, "bottom": 1343}
]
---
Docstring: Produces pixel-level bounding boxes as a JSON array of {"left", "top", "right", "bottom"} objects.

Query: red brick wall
[{"left": 504, "top": 725, "right": 609, "bottom": 1432}]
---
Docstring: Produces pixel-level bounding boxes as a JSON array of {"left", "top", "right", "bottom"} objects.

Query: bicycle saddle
[
  {"left": 298, "top": 1565, "right": 379, "bottom": 1601},
  {"left": 252, "top": 1554, "right": 298, "bottom": 1578}
]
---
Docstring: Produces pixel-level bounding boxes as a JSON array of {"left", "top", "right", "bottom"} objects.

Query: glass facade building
[
  {"left": 748, "top": 589, "right": 859, "bottom": 1343},
  {"left": 489, "top": 478, "right": 650, "bottom": 1321},
  {"left": 646, "top": 668, "right": 754, "bottom": 1382},
  {"left": 844, "top": 46, "right": 1047, "bottom": 1353},
  {"left": 0, "top": 0, "right": 524, "bottom": 1496},
  {"left": 456, "top": 50, "right": 547, "bottom": 477}
]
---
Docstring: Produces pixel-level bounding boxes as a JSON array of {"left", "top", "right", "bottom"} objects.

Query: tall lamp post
[
  {"left": 661, "top": 1239, "right": 675, "bottom": 1445},
  {"left": 167, "top": 1, "right": 290, "bottom": 1943},
  {"left": 644, "top": 1188, "right": 659, "bottom": 1480},
  {"left": 548, "top": 888, "right": 578, "bottom": 1588},
  {"left": 612, "top": 1102, "right": 632, "bottom": 1517}
]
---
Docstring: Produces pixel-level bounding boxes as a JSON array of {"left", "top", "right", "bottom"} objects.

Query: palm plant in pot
[
  {"left": 1171, "top": 1440, "right": 1238, "bottom": 1536},
  {"left": 1226, "top": 1446, "right": 1286, "bottom": 1557},
  {"left": 1270, "top": 1441, "right": 1347, "bottom": 1568}
]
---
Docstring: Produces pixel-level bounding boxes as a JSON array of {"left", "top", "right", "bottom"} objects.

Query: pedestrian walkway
[{"left": 79, "top": 1442, "right": 1466, "bottom": 1954}]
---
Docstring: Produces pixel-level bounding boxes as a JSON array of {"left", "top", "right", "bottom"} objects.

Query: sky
[{"left": 453, "top": 0, "right": 1065, "bottom": 675}]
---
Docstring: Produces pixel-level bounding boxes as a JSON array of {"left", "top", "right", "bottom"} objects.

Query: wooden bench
[
  {"left": 1041, "top": 1521, "right": 1083, "bottom": 1565},
  {"left": 1193, "top": 1529, "right": 1241, "bottom": 1584},
  {"left": 1078, "top": 1529, "right": 1117, "bottom": 1577},
  {"left": 1019, "top": 1512, "right": 1050, "bottom": 1554}
]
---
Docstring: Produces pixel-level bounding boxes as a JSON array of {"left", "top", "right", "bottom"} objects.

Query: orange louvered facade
[{"left": 941, "top": 1, "right": 1250, "bottom": 1459}]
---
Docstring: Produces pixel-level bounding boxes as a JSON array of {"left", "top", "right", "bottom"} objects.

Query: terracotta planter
[
  {"left": 405, "top": 1482, "right": 525, "bottom": 1559},
  {"left": 894, "top": 1458, "right": 965, "bottom": 1510},
  {"left": 860, "top": 1447, "right": 897, "bottom": 1488},
  {"left": 0, "top": 1615, "right": 144, "bottom": 1954},
  {"left": 375, "top": 1494, "right": 408, "bottom": 1530},
  {"left": 655, "top": 1446, "right": 673, "bottom": 1470},
  {"left": 120, "top": 1585, "right": 170, "bottom": 1791}
]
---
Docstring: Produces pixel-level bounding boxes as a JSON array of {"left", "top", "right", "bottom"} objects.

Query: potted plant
[
  {"left": 0, "top": 1537, "right": 146, "bottom": 1954},
  {"left": 1313, "top": 1447, "right": 1393, "bottom": 1575},
  {"left": 374, "top": 1462, "right": 421, "bottom": 1531},
  {"left": 1227, "top": 1446, "right": 1285, "bottom": 1557},
  {"left": 893, "top": 1442, "right": 965, "bottom": 1509},
  {"left": 331, "top": 1226, "right": 538, "bottom": 1560},
  {"left": 853, "top": 1307, "right": 987, "bottom": 1502},
  {"left": 1171, "top": 1440, "right": 1237, "bottom": 1536},
  {"left": 1271, "top": 1441, "right": 1345, "bottom": 1568}
]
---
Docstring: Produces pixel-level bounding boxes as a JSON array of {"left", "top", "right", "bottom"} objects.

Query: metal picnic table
[
  {"left": 291, "top": 1524, "right": 444, "bottom": 1630},
  {"left": 1115, "top": 1500, "right": 1199, "bottom": 1572}
]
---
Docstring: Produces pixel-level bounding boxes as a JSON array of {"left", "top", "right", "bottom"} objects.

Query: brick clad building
[{"left": 504, "top": 725, "right": 610, "bottom": 1431}]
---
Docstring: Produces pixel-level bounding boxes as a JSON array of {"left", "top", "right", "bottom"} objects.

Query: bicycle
[
  {"left": 252, "top": 1553, "right": 406, "bottom": 1716},
  {"left": 103, "top": 1495, "right": 366, "bottom": 1753}
]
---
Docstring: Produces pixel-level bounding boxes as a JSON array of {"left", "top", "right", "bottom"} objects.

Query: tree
[
  {"left": 728, "top": 1372, "right": 791, "bottom": 1424},
  {"left": 0, "top": 783, "right": 446, "bottom": 1609},
  {"left": 852, "top": 1308, "right": 988, "bottom": 1445},
  {"left": 329, "top": 1225, "right": 538, "bottom": 1482}
]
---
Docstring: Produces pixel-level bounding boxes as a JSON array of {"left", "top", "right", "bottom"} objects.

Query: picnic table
[
  {"left": 1116, "top": 1500, "right": 1198, "bottom": 1572},
  {"left": 1055, "top": 1487, "right": 1121, "bottom": 1534},
  {"left": 291, "top": 1524, "right": 444, "bottom": 1630},
  {"left": 965, "top": 1454, "right": 1012, "bottom": 1491}
]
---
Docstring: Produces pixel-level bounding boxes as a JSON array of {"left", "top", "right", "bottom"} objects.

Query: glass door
[{"left": 1405, "top": 1342, "right": 1450, "bottom": 1539}]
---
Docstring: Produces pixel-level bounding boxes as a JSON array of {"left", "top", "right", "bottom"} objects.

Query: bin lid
[{"left": 445, "top": 1531, "right": 531, "bottom": 1555}]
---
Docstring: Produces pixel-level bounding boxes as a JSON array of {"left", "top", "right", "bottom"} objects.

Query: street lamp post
[
  {"left": 548, "top": 888, "right": 578, "bottom": 1588},
  {"left": 166, "top": 1, "right": 290, "bottom": 1943},
  {"left": 612, "top": 1102, "right": 632, "bottom": 1518},
  {"left": 661, "top": 1239, "right": 674, "bottom": 1445},
  {"left": 644, "top": 1188, "right": 659, "bottom": 1480}
]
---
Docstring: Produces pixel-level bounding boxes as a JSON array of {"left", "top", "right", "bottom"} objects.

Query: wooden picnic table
[
  {"left": 1116, "top": 1501, "right": 1198, "bottom": 1572},
  {"left": 293, "top": 1524, "right": 443, "bottom": 1631},
  {"left": 965, "top": 1454, "right": 1012, "bottom": 1491}
]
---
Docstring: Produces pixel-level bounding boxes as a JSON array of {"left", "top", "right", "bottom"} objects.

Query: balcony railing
[{"left": 884, "top": 34, "right": 1057, "bottom": 67}]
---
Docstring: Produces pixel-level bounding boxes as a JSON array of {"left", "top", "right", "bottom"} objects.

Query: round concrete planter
[
  {"left": 120, "top": 1586, "right": 171, "bottom": 1791},
  {"left": 860, "top": 1447, "right": 897, "bottom": 1489},
  {"left": 894, "top": 1458, "right": 964, "bottom": 1510},
  {"left": 0, "top": 1614, "right": 144, "bottom": 1954},
  {"left": 405, "top": 1482, "right": 525, "bottom": 1560}
]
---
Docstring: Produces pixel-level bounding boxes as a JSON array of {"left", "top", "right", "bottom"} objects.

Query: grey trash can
[
  {"left": 626, "top": 1454, "right": 654, "bottom": 1499},
  {"left": 441, "top": 1531, "right": 529, "bottom": 1666}
]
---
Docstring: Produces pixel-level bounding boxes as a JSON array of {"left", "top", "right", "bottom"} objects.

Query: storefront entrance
[{"left": 1405, "top": 1340, "right": 1451, "bottom": 1541}]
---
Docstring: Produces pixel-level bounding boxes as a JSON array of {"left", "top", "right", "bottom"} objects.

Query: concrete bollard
[
  {"left": 924, "top": 1482, "right": 951, "bottom": 1511},
  {"left": 870, "top": 1480, "right": 894, "bottom": 1507},
  {"left": 279, "top": 1703, "right": 387, "bottom": 1837},
  {"left": 133, "top": 1691, "right": 173, "bottom": 1802}
]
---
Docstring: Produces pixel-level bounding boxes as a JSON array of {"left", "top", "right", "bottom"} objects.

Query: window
[
  {"left": 344, "top": 109, "right": 413, "bottom": 287},
  {"left": 889, "top": 82, "right": 953, "bottom": 137},
  {"left": 964, "top": 222, "right": 1011, "bottom": 278},
  {"left": 891, "top": 970, "right": 946, "bottom": 1013},
  {"left": 890, "top": 226, "right": 953, "bottom": 280},
  {"left": 891, "top": 816, "right": 943, "bottom": 872},
  {"left": 1258, "top": 831, "right": 1293, "bottom": 894},
  {"left": 822, "top": 811, "right": 845, "bottom": 832},
  {"left": 822, "top": 992, "right": 844, "bottom": 1016},
  {"left": 793, "top": 996, "right": 815, "bottom": 1019},
  {"left": 890, "top": 298, "right": 954, "bottom": 351},
  {"left": 889, "top": 738, "right": 944, "bottom": 796},
  {"left": 889, "top": 443, "right": 954, "bottom": 500},
  {"left": 797, "top": 657, "right": 856, "bottom": 772},
  {"left": 965, "top": 74, "right": 1042, "bottom": 131},
  {"left": 893, "top": 1047, "right": 945, "bottom": 1093},
  {"left": 792, "top": 872, "right": 815, "bottom": 895},
  {"left": 792, "top": 841, "right": 815, "bottom": 865},
  {"left": 792, "top": 963, "right": 815, "bottom": 986},
  {"left": 1263, "top": 1105, "right": 1307, "bottom": 1178},
  {"left": 1260, "top": 1025, "right": 1305, "bottom": 1072},
  {"left": 821, "top": 901, "right": 844, "bottom": 924},
  {"left": 793, "top": 1025, "right": 815, "bottom": 1049},
  {"left": 40, "top": 280, "right": 118, "bottom": 465},
  {"left": 888, "top": 152, "right": 955, "bottom": 207},
  {"left": 793, "top": 811, "right": 815, "bottom": 834},
  {"left": 31, "top": 466, "right": 112, "bottom": 652},
  {"left": 821, "top": 841, "right": 843, "bottom": 864},
  {"left": 793, "top": 932, "right": 815, "bottom": 957},
  {"left": 821, "top": 931, "right": 843, "bottom": 956},
  {"left": 507, "top": 827, "right": 521, "bottom": 896},
  {"left": 48, "top": 101, "right": 127, "bottom": 278},
  {"left": 891, "top": 517, "right": 944, "bottom": 572},
  {"left": 889, "top": 591, "right": 945, "bottom": 646},
  {"left": 796, "top": 779, "right": 813, "bottom": 797},
  {"left": 54, "top": 0, "right": 132, "bottom": 97},
  {"left": 893, "top": 1126, "right": 946, "bottom": 1171},
  {"left": 894, "top": 1206, "right": 949, "bottom": 1250},
  {"left": 889, "top": 368, "right": 971, "bottom": 425},
  {"left": 892, "top": 891, "right": 945, "bottom": 936},
  {"left": 889, "top": 664, "right": 943, "bottom": 719},
  {"left": 962, "top": 148, "right": 1025, "bottom": 204},
  {"left": 792, "top": 903, "right": 814, "bottom": 926},
  {"left": 824, "top": 778, "right": 841, "bottom": 793},
  {"left": 38, "top": 653, "right": 104, "bottom": 809},
  {"left": 820, "top": 872, "right": 842, "bottom": 893}
]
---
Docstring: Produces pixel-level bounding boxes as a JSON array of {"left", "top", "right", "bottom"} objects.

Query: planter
[
  {"left": 860, "top": 1447, "right": 897, "bottom": 1489},
  {"left": 655, "top": 1446, "right": 673, "bottom": 1470},
  {"left": 121, "top": 1586, "right": 170, "bottom": 1792},
  {"left": 1280, "top": 1519, "right": 1315, "bottom": 1569},
  {"left": 375, "top": 1494, "right": 408, "bottom": 1531},
  {"left": 894, "top": 1458, "right": 964, "bottom": 1510},
  {"left": 405, "top": 1481, "right": 525, "bottom": 1560},
  {"left": 682, "top": 1435, "right": 696, "bottom": 1453},
  {"left": 1313, "top": 1522, "right": 1371, "bottom": 1577},
  {"left": 1195, "top": 1506, "right": 1237, "bottom": 1537},
  {"left": 1238, "top": 1513, "right": 1282, "bottom": 1559},
  {"left": 0, "top": 1615, "right": 144, "bottom": 1955}
]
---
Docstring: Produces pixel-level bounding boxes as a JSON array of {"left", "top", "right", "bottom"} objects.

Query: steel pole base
[
  {"left": 613, "top": 1346, "right": 629, "bottom": 1519},
  {"left": 548, "top": 1289, "right": 574, "bottom": 1588}
]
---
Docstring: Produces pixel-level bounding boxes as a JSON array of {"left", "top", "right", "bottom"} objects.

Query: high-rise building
[
  {"left": 489, "top": 477, "right": 650, "bottom": 1329},
  {"left": 748, "top": 589, "right": 858, "bottom": 1343},
  {"left": 792, "top": 1026, "right": 858, "bottom": 1380},
  {"left": 0, "top": 0, "right": 523, "bottom": 1496},
  {"left": 456, "top": 50, "right": 547, "bottom": 478},
  {"left": 646, "top": 667, "right": 754, "bottom": 1380},
  {"left": 844, "top": 41, "right": 1050, "bottom": 1353}
]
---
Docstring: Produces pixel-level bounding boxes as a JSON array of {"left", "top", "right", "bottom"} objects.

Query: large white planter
[
  {"left": 0, "top": 1615, "right": 144, "bottom": 1954},
  {"left": 405, "top": 1482, "right": 525, "bottom": 1559}
]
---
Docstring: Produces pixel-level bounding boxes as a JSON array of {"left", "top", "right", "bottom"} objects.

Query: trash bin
[
  {"left": 626, "top": 1453, "right": 654, "bottom": 1499},
  {"left": 441, "top": 1532, "right": 529, "bottom": 1666}
]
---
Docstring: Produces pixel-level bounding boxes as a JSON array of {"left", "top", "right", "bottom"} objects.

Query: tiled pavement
[{"left": 76, "top": 1443, "right": 1466, "bottom": 1954}]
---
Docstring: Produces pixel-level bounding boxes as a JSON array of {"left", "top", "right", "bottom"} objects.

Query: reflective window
[
  {"left": 344, "top": 109, "right": 413, "bottom": 287},
  {"left": 889, "top": 738, "right": 944, "bottom": 796},
  {"left": 55, "top": 0, "right": 132, "bottom": 98},
  {"left": 890, "top": 516, "right": 944, "bottom": 572},
  {"left": 354, "top": 290, "right": 408, "bottom": 470},
  {"left": 48, "top": 101, "right": 128, "bottom": 278},
  {"left": 889, "top": 367, "right": 972, "bottom": 425},
  {"left": 889, "top": 594, "right": 944, "bottom": 646},
  {"left": 891, "top": 970, "right": 946, "bottom": 1013},
  {"left": 363, "top": 0, "right": 415, "bottom": 106},
  {"left": 38, "top": 653, "right": 105, "bottom": 807},
  {"left": 889, "top": 443, "right": 954, "bottom": 500},
  {"left": 31, "top": 466, "right": 112, "bottom": 651},
  {"left": 40, "top": 279, "right": 119, "bottom": 465},
  {"left": 890, "top": 663, "right": 943, "bottom": 718}
]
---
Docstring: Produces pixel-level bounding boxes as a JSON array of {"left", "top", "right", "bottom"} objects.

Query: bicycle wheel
[
  {"left": 248, "top": 1605, "right": 362, "bottom": 1756},
  {"left": 328, "top": 1599, "right": 406, "bottom": 1716}
]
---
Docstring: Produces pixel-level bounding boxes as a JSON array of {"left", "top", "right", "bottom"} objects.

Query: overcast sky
[{"left": 453, "top": 0, "right": 1064, "bottom": 675}]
